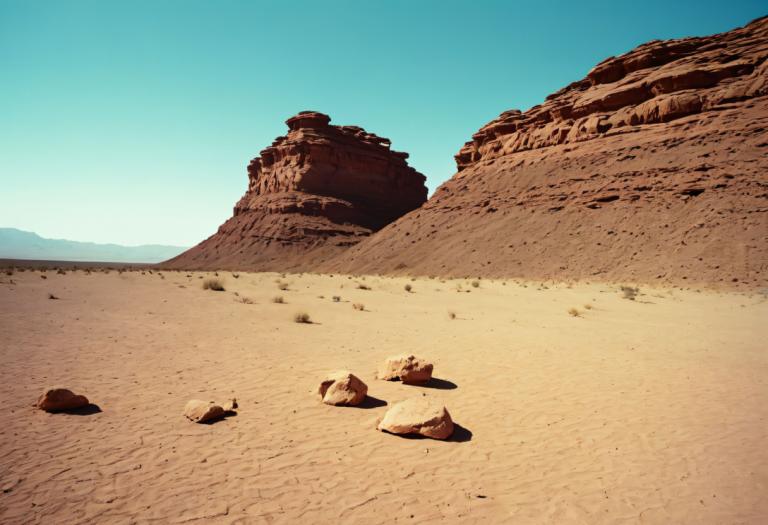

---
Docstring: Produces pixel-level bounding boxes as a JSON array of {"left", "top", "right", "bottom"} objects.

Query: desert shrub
[
  {"left": 236, "top": 296, "right": 255, "bottom": 304},
  {"left": 57, "top": 269, "right": 66, "bottom": 275},
  {"left": 4, "top": 269, "right": 13, "bottom": 276},
  {"left": 471, "top": 280, "right": 480, "bottom": 288},
  {"left": 48, "top": 293, "right": 59, "bottom": 300},
  {"left": 332, "top": 295, "right": 341, "bottom": 302},
  {"left": 568, "top": 307, "right": 581, "bottom": 317},
  {"left": 293, "top": 312, "right": 311, "bottom": 323},
  {"left": 620, "top": 285, "right": 639, "bottom": 300},
  {"left": 352, "top": 303, "right": 365, "bottom": 311},
  {"left": 357, "top": 283, "right": 371, "bottom": 290},
  {"left": 232, "top": 273, "right": 240, "bottom": 279},
  {"left": 277, "top": 282, "right": 289, "bottom": 291},
  {"left": 404, "top": 284, "right": 412, "bottom": 292},
  {"left": 202, "top": 278, "right": 225, "bottom": 291},
  {"left": 40, "top": 274, "right": 47, "bottom": 279},
  {"left": 272, "top": 296, "right": 285, "bottom": 304},
  {"left": 448, "top": 311, "right": 456, "bottom": 320}
]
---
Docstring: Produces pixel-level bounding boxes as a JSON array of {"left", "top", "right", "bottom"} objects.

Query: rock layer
[
  {"left": 327, "top": 17, "right": 768, "bottom": 289},
  {"left": 166, "top": 112, "right": 427, "bottom": 271}
]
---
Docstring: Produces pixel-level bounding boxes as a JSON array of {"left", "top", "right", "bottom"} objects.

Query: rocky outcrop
[
  {"left": 377, "top": 355, "right": 433, "bottom": 384},
  {"left": 36, "top": 387, "right": 90, "bottom": 412},
  {"left": 165, "top": 112, "right": 427, "bottom": 271},
  {"left": 183, "top": 400, "right": 226, "bottom": 423},
  {"left": 326, "top": 17, "right": 768, "bottom": 289}
]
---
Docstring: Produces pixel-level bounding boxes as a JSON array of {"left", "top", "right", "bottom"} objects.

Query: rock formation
[
  {"left": 377, "top": 355, "right": 433, "bottom": 384},
  {"left": 377, "top": 398, "right": 454, "bottom": 440},
  {"left": 183, "top": 400, "right": 226, "bottom": 423},
  {"left": 327, "top": 17, "right": 768, "bottom": 289},
  {"left": 318, "top": 371, "right": 368, "bottom": 406},
  {"left": 165, "top": 112, "right": 427, "bottom": 271}
]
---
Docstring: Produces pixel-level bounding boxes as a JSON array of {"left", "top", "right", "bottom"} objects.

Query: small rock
[
  {"left": 184, "top": 400, "right": 225, "bottom": 423},
  {"left": 36, "top": 388, "right": 89, "bottom": 412},
  {"left": 318, "top": 371, "right": 368, "bottom": 406},
  {"left": 377, "top": 354, "right": 433, "bottom": 384},
  {"left": 378, "top": 398, "right": 454, "bottom": 440}
]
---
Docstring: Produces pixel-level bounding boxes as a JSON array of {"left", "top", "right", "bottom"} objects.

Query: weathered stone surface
[
  {"left": 377, "top": 355, "right": 433, "bottom": 384},
  {"left": 165, "top": 112, "right": 427, "bottom": 271},
  {"left": 377, "top": 398, "right": 454, "bottom": 440},
  {"left": 326, "top": 17, "right": 768, "bottom": 290},
  {"left": 318, "top": 371, "right": 368, "bottom": 406},
  {"left": 36, "top": 387, "right": 89, "bottom": 412},
  {"left": 184, "top": 400, "right": 225, "bottom": 423}
]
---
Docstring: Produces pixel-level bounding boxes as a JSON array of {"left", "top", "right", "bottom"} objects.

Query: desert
[
  {"left": 2, "top": 3, "right": 767, "bottom": 524},
  {"left": 1, "top": 268, "right": 766, "bottom": 523}
]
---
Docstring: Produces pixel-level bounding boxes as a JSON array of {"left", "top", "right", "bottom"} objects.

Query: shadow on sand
[{"left": 382, "top": 423, "right": 473, "bottom": 443}]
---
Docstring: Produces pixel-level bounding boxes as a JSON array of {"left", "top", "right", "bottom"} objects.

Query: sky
[{"left": 1, "top": 0, "right": 765, "bottom": 246}]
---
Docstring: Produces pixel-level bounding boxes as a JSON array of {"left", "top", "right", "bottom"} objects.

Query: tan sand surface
[{"left": 0, "top": 270, "right": 766, "bottom": 523}]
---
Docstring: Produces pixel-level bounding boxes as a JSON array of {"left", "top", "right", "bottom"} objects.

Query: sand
[{"left": 0, "top": 269, "right": 766, "bottom": 523}]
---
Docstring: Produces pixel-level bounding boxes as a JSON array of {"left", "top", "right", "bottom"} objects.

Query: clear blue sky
[{"left": 1, "top": 0, "right": 764, "bottom": 246}]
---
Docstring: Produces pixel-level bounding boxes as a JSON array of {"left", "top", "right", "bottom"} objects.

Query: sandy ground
[{"left": 0, "top": 269, "right": 766, "bottom": 524}]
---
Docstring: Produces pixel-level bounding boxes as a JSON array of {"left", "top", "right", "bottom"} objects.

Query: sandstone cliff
[
  {"left": 165, "top": 112, "right": 427, "bottom": 271},
  {"left": 326, "top": 17, "right": 768, "bottom": 288}
]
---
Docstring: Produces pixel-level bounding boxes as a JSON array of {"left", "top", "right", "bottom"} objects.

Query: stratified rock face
[
  {"left": 165, "top": 112, "right": 427, "bottom": 271},
  {"left": 327, "top": 17, "right": 768, "bottom": 289}
]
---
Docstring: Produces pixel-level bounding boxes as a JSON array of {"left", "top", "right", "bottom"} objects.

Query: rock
[
  {"left": 222, "top": 398, "right": 238, "bottom": 412},
  {"left": 36, "top": 387, "right": 89, "bottom": 412},
  {"left": 377, "top": 354, "right": 433, "bottom": 384},
  {"left": 324, "top": 17, "right": 768, "bottom": 290},
  {"left": 318, "top": 371, "right": 368, "bottom": 406},
  {"left": 377, "top": 398, "right": 454, "bottom": 440},
  {"left": 164, "top": 112, "right": 427, "bottom": 271},
  {"left": 184, "top": 400, "right": 225, "bottom": 423}
]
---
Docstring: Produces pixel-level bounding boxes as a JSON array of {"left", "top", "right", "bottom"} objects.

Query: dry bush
[
  {"left": 4, "top": 269, "right": 13, "bottom": 276},
  {"left": 272, "top": 296, "right": 285, "bottom": 304},
  {"left": 448, "top": 311, "right": 456, "bottom": 320},
  {"left": 568, "top": 307, "right": 581, "bottom": 317},
  {"left": 352, "top": 303, "right": 365, "bottom": 311},
  {"left": 202, "top": 278, "right": 225, "bottom": 291},
  {"left": 293, "top": 312, "right": 311, "bottom": 323},
  {"left": 48, "top": 293, "right": 59, "bottom": 300},
  {"left": 357, "top": 283, "right": 371, "bottom": 290},
  {"left": 277, "top": 282, "right": 289, "bottom": 291},
  {"left": 40, "top": 274, "right": 47, "bottom": 279},
  {"left": 332, "top": 295, "right": 341, "bottom": 302},
  {"left": 236, "top": 296, "right": 255, "bottom": 304},
  {"left": 620, "top": 285, "right": 639, "bottom": 300},
  {"left": 471, "top": 280, "right": 480, "bottom": 288},
  {"left": 57, "top": 269, "right": 66, "bottom": 275},
  {"left": 232, "top": 273, "right": 240, "bottom": 279},
  {"left": 404, "top": 284, "right": 412, "bottom": 292}
]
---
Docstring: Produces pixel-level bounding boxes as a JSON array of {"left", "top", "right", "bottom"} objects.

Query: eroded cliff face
[
  {"left": 165, "top": 112, "right": 427, "bottom": 271},
  {"left": 326, "top": 17, "right": 768, "bottom": 288}
]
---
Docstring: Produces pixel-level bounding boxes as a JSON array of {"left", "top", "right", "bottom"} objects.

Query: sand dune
[{"left": 0, "top": 269, "right": 766, "bottom": 523}]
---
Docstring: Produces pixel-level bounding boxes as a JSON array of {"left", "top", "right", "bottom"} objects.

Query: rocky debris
[
  {"left": 165, "top": 112, "right": 427, "bottom": 271},
  {"left": 377, "top": 398, "right": 454, "bottom": 440},
  {"left": 36, "top": 387, "right": 90, "bottom": 412},
  {"left": 318, "top": 371, "right": 368, "bottom": 406},
  {"left": 377, "top": 355, "right": 433, "bottom": 384},
  {"left": 326, "top": 17, "right": 768, "bottom": 290},
  {"left": 184, "top": 400, "right": 226, "bottom": 424}
]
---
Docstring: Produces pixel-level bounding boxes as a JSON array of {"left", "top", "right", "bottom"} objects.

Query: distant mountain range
[{"left": 0, "top": 228, "right": 188, "bottom": 263}]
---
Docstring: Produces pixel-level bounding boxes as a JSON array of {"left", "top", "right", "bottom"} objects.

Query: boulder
[
  {"left": 377, "top": 354, "right": 433, "bottom": 384},
  {"left": 318, "top": 371, "right": 368, "bottom": 406},
  {"left": 377, "top": 398, "right": 454, "bottom": 440},
  {"left": 184, "top": 400, "right": 225, "bottom": 423},
  {"left": 36, "top": 387, "right": 89, "bottom": 412}
]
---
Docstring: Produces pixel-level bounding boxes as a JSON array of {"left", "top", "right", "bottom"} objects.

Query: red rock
[
  {"left": 165, "top": 112, "right": 427, "bottom": 271},
  {"left": 326, "top": 17, "right": 768, "bottom": 290},
  {"left": 37, "top": 387, "right": 89, "bottom": 412}
]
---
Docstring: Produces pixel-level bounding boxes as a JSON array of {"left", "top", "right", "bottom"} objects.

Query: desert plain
[{"left": 0, "top": 268, "right": 766, "bottom": 524}]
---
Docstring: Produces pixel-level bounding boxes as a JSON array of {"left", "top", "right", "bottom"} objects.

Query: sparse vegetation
[
  {"left": 232, "top": 273, "right": 240, "bottom": 279},
  {"left": 293, "top": 311, "right": 311, "bottom": 323},
  {"left": 620, "top": 285, "right": 640, "bottom": 300},
  {"left": 272, "top": 296, "right": 285, "bottom": 304},
  {"left": 471, "top": 280, "right": 480, "bottom": 288},
  {"left": 277, "top": 282, "right": 289, "bottom": 291},
  {"left": 40, "top": 274, "right": 47, "bottom": 279},
  {"left": 236, "top": 296, "right": 255, "bottom": 304},
  {"left": 202, "top": 278, "right": 225, "bottom": 291},
  {"left": 57, "top": 269, "right": 66, "bottom": 275},
  {"left": 5, "top": 270, "right": 13, "bottom": 276},
  {"left": 332, "top": 295, "right": 341, "bottom": 302},
  {"left": 448, "top": 311, "right": 456, "bottom": 320},
  {"left": 352, "top": 302, "right": 365, "bottom": 311},
  {"left": 357, "top": 283, "right": 371, "bottom": 290},
  {"left": 404, "top": 284, "right": 412, "bottom": 292},
  {"left": 568, "top": 307, "right": 581, "bottom": 317},
  {"left": 48, "top": 293, "right": 59, "bottom": 300}
]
